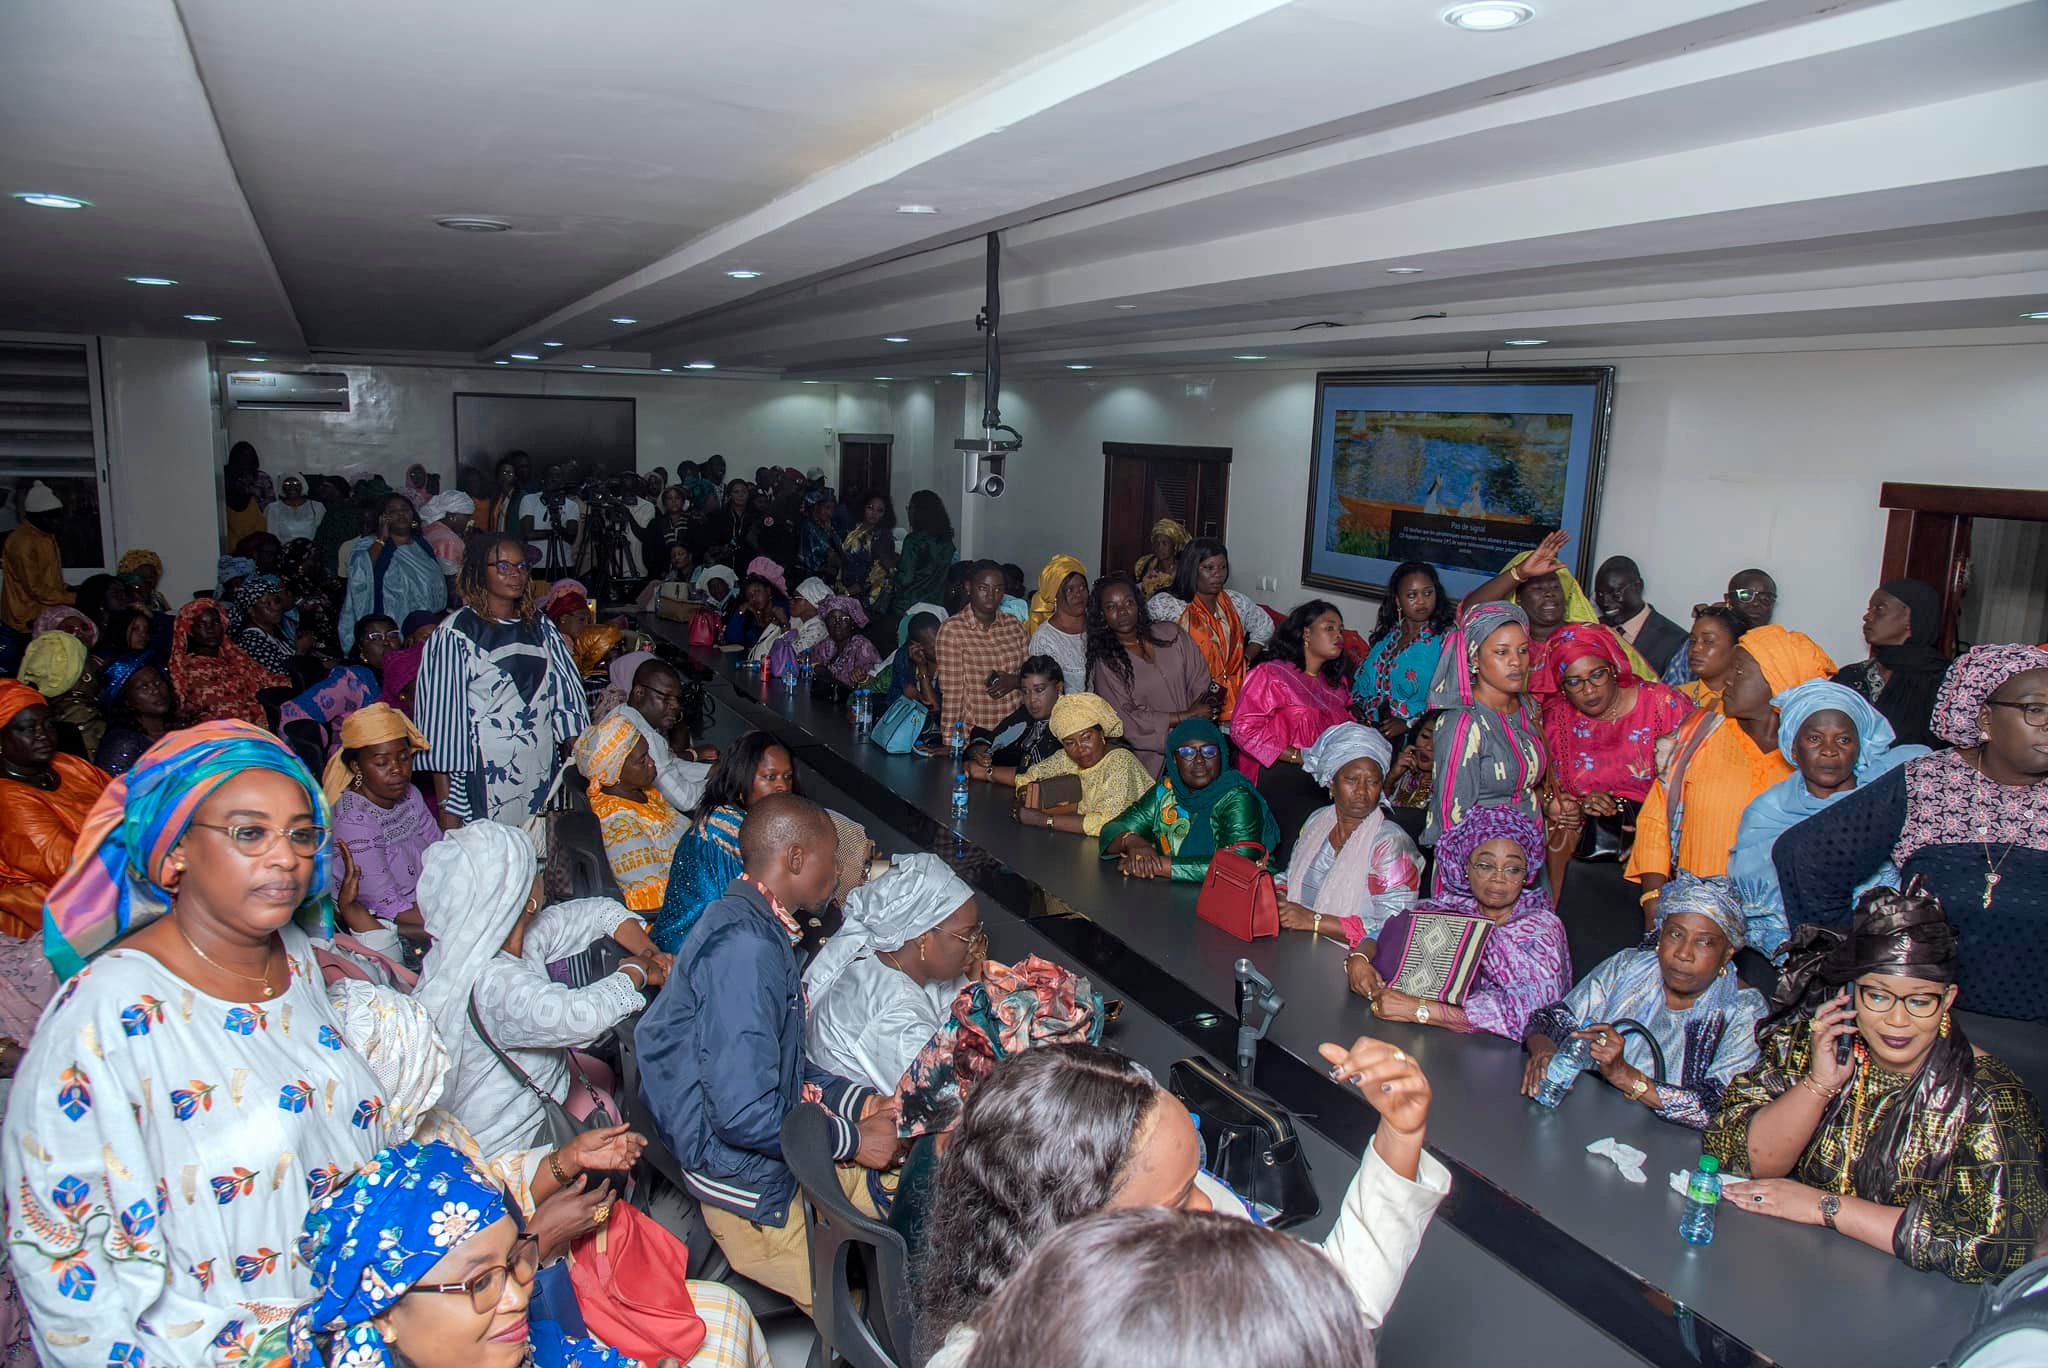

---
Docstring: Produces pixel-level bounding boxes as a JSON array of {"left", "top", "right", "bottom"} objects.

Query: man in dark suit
[{"left": 1593, "top": 555, "right": 1689, "bottom": 676}]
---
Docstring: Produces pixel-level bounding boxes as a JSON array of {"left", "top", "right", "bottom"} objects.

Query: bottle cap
[{"left": 1697, "top": 1155, "right": 1719, "bottom": 1174}]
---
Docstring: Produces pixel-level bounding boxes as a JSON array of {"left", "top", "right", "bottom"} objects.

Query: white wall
[
  {"left": 974, "top": 343, "right": 2048, "bottom": 664},
  {"left": 101, "top": 337, "right": 221, "bottom": 604}
]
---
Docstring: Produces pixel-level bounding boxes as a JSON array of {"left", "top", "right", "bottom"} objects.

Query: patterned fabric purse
[{"left": 1369, "top": 909, "right": 1495, "bottom": 1005}]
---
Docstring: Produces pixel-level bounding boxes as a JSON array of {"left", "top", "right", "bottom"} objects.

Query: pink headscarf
[{"left": 747, "top": 556, "right": 788, "bottom": 597}]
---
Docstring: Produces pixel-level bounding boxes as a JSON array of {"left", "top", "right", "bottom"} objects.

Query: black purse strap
[{"left": 466, "top": 990, "right": 599, "bottom": 1125}]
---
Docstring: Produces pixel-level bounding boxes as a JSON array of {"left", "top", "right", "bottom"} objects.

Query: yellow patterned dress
[
  {"left": 589, "top": 787, "right": 685, "bottom": 912},
  {"left": 1704, "top": 1016, "right": 2048, "bottom": 1283}
]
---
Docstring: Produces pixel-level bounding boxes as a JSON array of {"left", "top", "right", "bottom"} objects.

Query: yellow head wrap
[
  {"left": 1149, "top": 518, "right": 1191, "bottom": 552},
  {"left": 19, "top": 631, "right": 87, "bottom": 697},
  {"left": 573, "top": 712, "right": 643, "bottom": 797},
  {"left": 1029, "top": 554, "right": 1088, "bottom": 630},
  {"left": 321, "top": 702, "right": 429, "bottom": 802},
  {"left": 1049, "top": 691, "right": 1124, "bottom": 741}
]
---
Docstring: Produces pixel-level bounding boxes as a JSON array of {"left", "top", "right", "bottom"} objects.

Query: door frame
[
  {"left": 1098, "top": 440, "right": 1232, "bottom": 574},
  {"left": 1878, "top": 482, "right": 2048, "bottom": 654}
]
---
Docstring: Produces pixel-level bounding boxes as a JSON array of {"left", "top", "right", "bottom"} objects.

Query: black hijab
[{"left": 1849, "top": 578, "right": 1948, "bottom": 748}]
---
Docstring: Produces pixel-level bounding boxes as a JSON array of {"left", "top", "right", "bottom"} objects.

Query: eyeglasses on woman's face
[
  {"left": 1560, "top": 665, "right": 1614, "bottom": 691},
  {"left": 1856, "top": 983, "right": 1944, "bottom": 1018},
  {"left": 1174, "top": 743, "right": 1221, "bottom": 760},
  {"left": 359, "top": 629, "right": 402, "bottom": 645},
  {"left": 1466, "top": 858, "right": 1527, "bottom": 881},
  {"left": 1985, "top": 699, "right": 2048, "bottom": 729},
  {"left": 189, "top": 822, "right": 329, "bottom": 858},
  {"left": 413, "top": 1233, "right": 539, "bottom": 1314},
  {"left": 488, "top": 558, "right": 530, "bottom": 577}
]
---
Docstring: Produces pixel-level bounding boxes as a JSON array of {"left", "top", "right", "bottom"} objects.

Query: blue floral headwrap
[{"left": 288, "top": 1141, "right": 509, "bottom": 1367}]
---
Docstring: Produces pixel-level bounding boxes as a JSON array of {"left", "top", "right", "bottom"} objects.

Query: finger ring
[
  {"left": 1390, "top": 1048, "right": 1404, "bottom": 1063},
  {"left": 593, "top": 1203, "right": 613, "bottom": 1224},
  {"left": 1752, "top": 1194, "right": 1764, "bottom": 1204}
]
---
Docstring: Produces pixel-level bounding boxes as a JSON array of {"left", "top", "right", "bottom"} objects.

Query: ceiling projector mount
[{"left": 958, "top": 231, "right": 1020, "bottom": 498}]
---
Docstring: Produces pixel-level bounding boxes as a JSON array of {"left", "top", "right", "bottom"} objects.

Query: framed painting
[{"left": 1300, "top": 367, "right": 1614, "bottom": 601}]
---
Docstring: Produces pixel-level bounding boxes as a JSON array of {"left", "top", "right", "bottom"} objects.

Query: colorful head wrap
[
  {"left": 1532, "top": 621, "right": 1638, "bottom": 697},
  {"left": 321, "top": 703, "right": 429, "bottom": 802},
  {"left": 96, "top": 653, "right": 152, "bottom": 708},
  {"left": 116, "top": 548, "right": 163, "bottom": 581},
  {"left": 1431, "top": 804, "right": 1549, "bottom": 917},
  {"left": 538, "top": 578, "right": 588, "bottom": 614},
  {"left": 0, "top": 681, "right": 46, "bottom": 729},
  {"left": 1425, "top": 601, "right": 1530, "bottom": 710},
  {"left": 820, "top": 594, "right": 869, "bottom": 628},
  {"left": 572, "top": 624, "right": 625, "bottom": 676},
  {"left": 216, "top": 554, "right": 257, "bottom": 589},
  {"left": 287, "top": 1141, "right": 509, "bottom": 1368},
  {"left": 1148, "top": 519, "right": 1191, "bottom": 553},
  {"left": 1735, "top": 623, "right": 1836, "bottom": 697},
  {"left": 42, "top": 720, "right": 333, "bottom": 978},
  {"left": 1301, "top": 722, "right": 1392, "bottom": 788},
  {"left": 542, "top": 590, "right": 590, "bottom": 629},
  {"left": 574, "top": 712, "right": 643, "bottom": 795},
  {"left": 746, "top": 556, "right": 788, "bottom": 597},
  {"left": 1930, "top": 643, "right": 2048, "bottom": 748},
  {"left": 805, "top": 853, "right": 975, "bottom": 1002},
  {"left": 1049, "top": 691, "right": 1124, "bottom": 741},
  {"left": 18, "top": 631, "right": 87, "bottom": 697},
  {"left": 1029, "top": 554, "right": 1087, "bottom": 630},
  {"left": 32, "top": 605, "right": 98, "bottom": 647},
  {"left": 1655, "top": 871, "right": 1746, "bottom": 951}
]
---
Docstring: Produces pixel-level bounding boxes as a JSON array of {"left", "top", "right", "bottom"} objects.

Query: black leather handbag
[
  {"left": 1573, "top": 796, "right": 1643, "bottom": 863},
  {"left": 1166, "top": 1055, "right": 1320, "bottom": 1229}
]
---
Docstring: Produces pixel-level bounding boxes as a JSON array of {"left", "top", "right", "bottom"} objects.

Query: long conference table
[{"left": 654, "top": 625, "right": 2042, "bottom": 1367}]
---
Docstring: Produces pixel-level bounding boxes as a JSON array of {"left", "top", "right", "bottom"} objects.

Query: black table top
[{"left": 669, "top": 638, "right": 2024, "bottom": 1367}]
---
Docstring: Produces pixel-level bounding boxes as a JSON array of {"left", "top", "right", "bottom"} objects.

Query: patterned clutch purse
[{"left": 1368, "top": 910, "right": 1495, "bottom": 1005}]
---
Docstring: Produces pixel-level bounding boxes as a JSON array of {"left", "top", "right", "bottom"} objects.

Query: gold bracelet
[
  {"left": 1509, "top": 562, "right": 1528, "bottom": 583},
  {"left": 1798, "top": 1076, "right": 1842, "bottom": 1102},
  {"left": 1312, "top": 912, "right": 1323, "bottom": 941},
  {"left": 547, "top": 1151, "right": 571, "bottom": 1186},
  {"left": 1637, "top": 888, "right": 1659, "bottom": 906}
]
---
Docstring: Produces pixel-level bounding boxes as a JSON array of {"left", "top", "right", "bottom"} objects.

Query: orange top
[
  {"left": 0, "top": 755, "right": 112, "bottom": 939},
  {"left": 1182, "top": 592, "right": 1248, "bottom": 720},
  {"left": 1626, "top": 718, "right": 1791, "bottom": 882}
]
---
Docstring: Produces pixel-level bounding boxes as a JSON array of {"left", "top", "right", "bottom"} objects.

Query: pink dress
[
  {"left": 1540, "top": 682, "right": 1694, "bottom": 802},
  {"left": 1230, "top": 663, "right": 1352, "bottom": 779}
]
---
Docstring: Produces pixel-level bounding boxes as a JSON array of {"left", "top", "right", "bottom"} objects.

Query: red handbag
[
  {"left": 1196, "top": 843, "right": 1278, "bottom": 941},
  {"left": 567, "top": 1202, "right": 706, "bottom": 1361}
]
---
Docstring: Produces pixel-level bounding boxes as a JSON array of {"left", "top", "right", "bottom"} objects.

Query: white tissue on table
[
  {"left": 1586, "top": 1136, "right": 1649, "bottom": 1184},
  {"left": 1669, "top": 1170, "right": 1692, "bottom": 1195}
]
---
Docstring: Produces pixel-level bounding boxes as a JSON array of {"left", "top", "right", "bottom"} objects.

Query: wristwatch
[
  {"left": 1819, "top": 1194, "right": 1841, "bottom": 1230},
  {"left": 1413, "top": 1003, "right": 1431, "bottom": 1025},
  {"left": 1627, "top": 1075, "right": 1651, "bottom": 1103}
]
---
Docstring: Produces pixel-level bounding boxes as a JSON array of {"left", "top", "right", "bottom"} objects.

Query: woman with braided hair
[{"left": 414, "top": 534, "right": 587, "bottom": 826}]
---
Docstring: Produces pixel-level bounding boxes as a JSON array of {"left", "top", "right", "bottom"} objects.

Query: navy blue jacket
[{"left": 635, "top": 877, "right": 872, "bottom": 1225}]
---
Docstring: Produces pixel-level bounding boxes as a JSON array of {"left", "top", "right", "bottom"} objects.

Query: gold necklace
[
  {"left": 178, "top": 925, "right": 283, "bottom": 999},
  {"left": 1965, "top": 751, "right": 2018, "bottom": 909}
]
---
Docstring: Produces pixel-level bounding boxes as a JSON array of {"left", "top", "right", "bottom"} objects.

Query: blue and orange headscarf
[{"left": 42, "top": 719, "right": 332, "bottom": 977}]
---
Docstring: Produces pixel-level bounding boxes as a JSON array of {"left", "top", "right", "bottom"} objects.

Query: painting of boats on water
[{"left": 1302, "top": 369, "right": 1613, "bottom": 601}]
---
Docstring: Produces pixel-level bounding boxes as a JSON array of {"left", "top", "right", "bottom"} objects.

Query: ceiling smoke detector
[{"left": 436, "top": 216, "right": 512, "bottom": 233}]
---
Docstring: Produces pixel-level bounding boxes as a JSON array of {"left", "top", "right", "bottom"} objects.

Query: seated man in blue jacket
[{"left": 635, "top": 791, "right": 899, "bottom": 1311}]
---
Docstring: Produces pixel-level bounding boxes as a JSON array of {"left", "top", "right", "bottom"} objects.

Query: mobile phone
[{"left": 1835, "top": 1029, "right": 1854, "bottom": 1067}]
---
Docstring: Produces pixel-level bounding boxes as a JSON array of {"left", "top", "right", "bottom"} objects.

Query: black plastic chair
[
  {"left": 780, "top": 1105, "right": 914, "bottom": 1368},
  {"left": 552, "top": 808, "right": 626, "bottom": 902}
]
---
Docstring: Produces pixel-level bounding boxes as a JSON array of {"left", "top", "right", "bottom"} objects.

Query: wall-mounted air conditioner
[{"left": 223, "top": 370, "right": 350, "bottom": 412}]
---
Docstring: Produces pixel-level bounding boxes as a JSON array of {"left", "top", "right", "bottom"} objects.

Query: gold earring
[
  {"left": 1717, "top": 965, "right": 1728, "bottom": 978},
  {"left": 172, "top": 853, "right": 187, "bottom": 873},
  {"left": 1939, "top": 1012, "right": 1951, "bottom": 1038},
  {"left": 918, "top": 941, "right": 928, "bottom": 963}
]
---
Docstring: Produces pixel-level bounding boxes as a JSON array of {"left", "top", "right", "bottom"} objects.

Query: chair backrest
[
  {"left": 553, "top": 808, "right": 626, "bottom": 902},
  {"left": 780, "top": 1105, "right": 915, "bottom": 1368}
]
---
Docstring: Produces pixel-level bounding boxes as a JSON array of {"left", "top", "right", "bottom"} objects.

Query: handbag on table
[
  {"left": 871, "top": 692, "right": 930, "bottom": 754},
  {"left": 1032, "top": 773, "right": 1084, "bottom": 811},
  {"left": 1196, "top": 842, "right": 1279, "bottom": 942},
  {"left": 1166, "top": 1055, "right": 1319, "bottom": 1228},
  {"left": 1368, "top": 909, "right": 1495, "bottom": 1005}
]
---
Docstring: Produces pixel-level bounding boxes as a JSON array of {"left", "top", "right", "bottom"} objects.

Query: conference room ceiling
[{"left": 2, "top": 0, "right": 2043, "bottom": 376}]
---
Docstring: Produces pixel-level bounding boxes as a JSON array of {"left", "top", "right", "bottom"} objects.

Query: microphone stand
[{"left": 1233, "top": 958, "right": 1284, "bottom": 1083}]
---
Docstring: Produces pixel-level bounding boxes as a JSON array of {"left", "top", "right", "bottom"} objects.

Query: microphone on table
[{"left": 1233, "top": 958, "right": 1284, "bottom": 1082}]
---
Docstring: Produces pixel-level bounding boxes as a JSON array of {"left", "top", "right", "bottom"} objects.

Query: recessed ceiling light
[
  {"left": 226, "top": 339, "right": 256, "bottom": 346},
  {"left": 1502, "top": 338, "right": 1549, "bottom": 346},
  {"left": 541, "top": 341, "right": 563, "bottom": 348},
  {"left": 872, "top": 376, "right": 895, "bottom": 381},
  {"left": 1066, "top": 364, "right": 1094, "bottom": 371},
  {"left": 1444, "top": 3, "right": 1534, "bottom": 32},
  {"left": 183, "top": 313, "right": 222, "bottom": 322},
  {"left": 1232, "top": 354, "right": 1267, "bottom": 361},
  {"left": 685, "top": 361, "right": 716, "bottom": 370},
  {"left": 800, "top": 380, "right": 822, "bottom": 384},
  {"left": 1385, "top": 267, "right": 1426, "bottom": 275},
  {"left": 509, "top": 351, "right": 540, "bottom": 361},
  {"left": 610, "top": 317, "right": 638, "bottom": 326},
  {"left": 659, "top": 367, "right": 675, "bottom": 373},
  {"left": 580, "top": 364, "right": 597, "bottom": 369},
  {"left": 244, "top": 356, "right": 268, "bottom": 363},
  {"left": 882, "top": 336, "right": 911, "bottom": 344},
  {"left": 895, "top": 205, "right": 938, "bottom": 215},
  {"left": 13, "top": 192, "right": 91, "bottom": 210},
  {"left": 435, "top": 216, "right": 511, "bottom": 233},
  {"left": 494, "top": 360, "right": 510, "bottom": 365},
  {"left": 725, "top": 269, "right": 762, "bottom": 280},
  {"left": 2022, "top": 311, "right": 2048, "bottom": 320},
  {"left": 949, "top": 371, "right": 973, "bottom": 377},
  {"left": 1113, "top": 304, "right": 1139, "bottom": 311},
  {"left": 127, "top": 276, "right": 177, "bottom": 287}
]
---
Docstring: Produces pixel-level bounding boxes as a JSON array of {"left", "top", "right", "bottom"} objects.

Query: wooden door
[
  {"left": 838, "top": 436, "right": 892, "bottom": 503},
  {"left": 1878, "top": 483, "right": 2048, "bottom": 654},
  {"left": 1100, "top": 441, "right": 1231, "bottom": 583}
]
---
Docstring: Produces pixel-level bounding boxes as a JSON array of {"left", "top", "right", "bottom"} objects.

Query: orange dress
[
  {"left": 1626, "top": 716, "right": 1791, "bottom": 883},
  {"left": 1182, "top": 592, "right": 1248, "bottom": 721},
  {"left": 0, "top": 756, "right": 111, "bottom": 939}
]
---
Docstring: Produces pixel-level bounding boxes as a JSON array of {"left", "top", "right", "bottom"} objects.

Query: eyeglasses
[
  {"left": 359, "top": 630, "right": 402, "bottom": 645},
  {"left": 1986, "top": 700, "right": 2048, "bottom": 729},
  {"left": 1729, "top": 589, "right": 1776, "bottom": 605},
  {"left": 1560, "top": 666, "right": 1614, "bottom": 691},
  {"left": 1856, "top": 984, "right": 1945, "bottom": 1018},
  {"left": 413, "top": 1234, "right": 539, "bottom": 1314},
  {"left": 1467, "top": 859, "right": 1527, "bottom": 880},
  {"left": 1174, "top": 743, "right": 1221, "bottom": 760},
  {"left": 188, "top": 822, "right": 330, "bottom": 857},
  {"left": 935, "top": 924, "right": 988, "bottom": 949},
  {"left": 488, "top": 559, "right": 531, "bottom": 576}
]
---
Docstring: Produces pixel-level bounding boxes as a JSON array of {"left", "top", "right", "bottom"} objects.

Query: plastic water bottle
[
  {"left": 852, "top": 687, "right": 870, "bottom": 737},
  {"left": 782, "top": 660, "right": 797, "bottom": 695},
  {"left": 1679, "top": 1155, "right": 1722, "bottom": 1245},
  {"left": 948, "top": 720, "right": 965, "bottom": 760},
  {"left": 952, "top": 768, "right": 970, "bottom": 821},
  {"left": 1533, "top": 1023, "right": 1594, "bottom": 1109}
]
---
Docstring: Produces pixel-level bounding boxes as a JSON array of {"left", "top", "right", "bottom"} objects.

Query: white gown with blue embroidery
[{"left": 3, "top": 926, "right": 403, "bottom": 1366}]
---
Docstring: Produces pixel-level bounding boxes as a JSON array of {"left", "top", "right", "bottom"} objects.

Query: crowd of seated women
[{"left": 2, "top": 443, "right": 2046, "bottom": 1368}]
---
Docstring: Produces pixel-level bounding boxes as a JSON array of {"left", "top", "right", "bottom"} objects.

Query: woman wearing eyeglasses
[
  {"left": 3, "top": 722, "right": 409, "bottom": 1363},
  {"left": 1534, "top": 621, "right": 1694, "bottom": 896},
  {"left": 1776, "top": 644, "right": 2048, "bottom": 1022},
  {"left": 1705, "top": 880, "right": 2046, "bottom": 1283},
  {"left": 415, "top": 536, "right": 589, "bottom": 827},
  {"left": 1098, "top": 718, "right": 1279, "bottom": 883}
]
